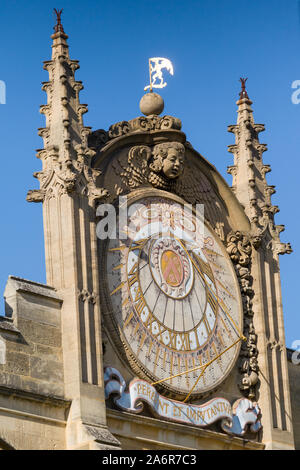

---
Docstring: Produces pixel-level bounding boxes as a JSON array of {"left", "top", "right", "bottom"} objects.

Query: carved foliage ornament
[
  {"left": 88, "top": 115, "right": 182, "bottom": 150},
  {"left": 27, "top": 145, "right": 108, "bottom": 203},
  {"left": 109, "top": 115, "right": 182, "bottom": 139},
  {"left": 226, "top": 231, "right": 258, "bottom": 399}
]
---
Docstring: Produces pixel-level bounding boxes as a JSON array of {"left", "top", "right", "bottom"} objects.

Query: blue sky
[{"left": 0, "top": 0, "right": 299, "bottom": 347}]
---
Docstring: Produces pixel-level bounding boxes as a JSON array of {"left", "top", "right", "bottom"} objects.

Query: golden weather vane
[{"left": 144, "top": 57, "right": 174, "bottom": 92}]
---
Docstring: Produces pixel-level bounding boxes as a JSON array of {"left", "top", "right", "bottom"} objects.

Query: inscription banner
[{"left": 104, "top": 367, "right": 262, "bottom": 436}]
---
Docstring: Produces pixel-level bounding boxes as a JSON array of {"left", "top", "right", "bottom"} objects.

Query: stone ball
[{"left": 139, "top": 92, "right": 164, "bottom": 116}]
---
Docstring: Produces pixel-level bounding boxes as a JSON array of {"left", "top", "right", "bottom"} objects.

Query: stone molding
[{"left": 0, "top": 384, "right": 71, "bottom": 408}]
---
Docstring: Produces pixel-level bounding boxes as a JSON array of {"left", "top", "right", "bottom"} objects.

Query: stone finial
[{"left": 139, "top": 92, "right": 164, "bottom": 116}]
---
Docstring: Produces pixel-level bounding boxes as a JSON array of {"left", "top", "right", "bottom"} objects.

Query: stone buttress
[
  {"left": 227, "top": 80, "right": 294, "bottom": 449},
  {"left": 27, "top": 18, "right": 119, "bottom": 450}
]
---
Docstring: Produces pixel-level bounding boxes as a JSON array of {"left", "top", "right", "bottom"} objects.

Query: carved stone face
[
  {"left": 162, "top": 147, "right": 185, "bottom": 179},
  {"left": 149, "top": 142, "right": 186, "bottom": 186}
]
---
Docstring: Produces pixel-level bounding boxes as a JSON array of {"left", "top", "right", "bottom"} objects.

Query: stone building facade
[{"left": 0, "top": 18, "right": 299, "bottom": 450}]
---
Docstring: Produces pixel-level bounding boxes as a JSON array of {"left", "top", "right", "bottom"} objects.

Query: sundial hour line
[
  {"left": 142, "top": 277, "right": 154, "bottom": 297},
  {"left": 151, "top": 336, "right": 244, "bottom": 402},
  {"left": 187, "top": 294, "right": 196, "bottom": 330},
  {"left": 177, "top": 239, "right": 243, "bottom": 339}
]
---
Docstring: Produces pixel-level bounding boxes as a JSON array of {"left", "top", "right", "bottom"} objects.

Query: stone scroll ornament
[{"left": 104, "top": 367, "right": 262, "bottom": 436}]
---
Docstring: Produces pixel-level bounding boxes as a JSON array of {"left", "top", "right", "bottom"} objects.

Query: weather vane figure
[
  {"left": 144, "top": 57, "right": 174, "bottom": 92},
  {"left": 53, "top": 8, "right": 65, "bottom": 34},
  {"left": 239, "top": 77, "right": 249, "bottom": 99}
]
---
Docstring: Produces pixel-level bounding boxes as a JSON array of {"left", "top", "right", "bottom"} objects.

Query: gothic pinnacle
[
  {"left": 41, "top": 7, "right": 91, "bottom": 160},
  {"left": 227, "top": 79, "right": 270, "bottom": 227},
  {"left": 227, "top": 80, "right": 291, "bottom": 254},
  {"left": 27, "top": 9, "right": 96, "bottom": 203}
]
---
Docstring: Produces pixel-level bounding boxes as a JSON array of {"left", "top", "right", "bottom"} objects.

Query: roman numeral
[
  {"left": 110, "top": 282, "right": 125, "bottom": 296},
  {"left": 207, "top": 290, "right": 218, "bottom": 313},
  {"left": 127, "top": 262, "right": 138, "bottom": 287},
  {"left": 133, "top": 287, "right": 146, "bottom": 313}
]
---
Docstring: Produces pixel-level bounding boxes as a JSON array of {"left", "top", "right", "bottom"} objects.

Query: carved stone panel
[{"left": 95, "top": 141, "right": 230, "bottom": 235}]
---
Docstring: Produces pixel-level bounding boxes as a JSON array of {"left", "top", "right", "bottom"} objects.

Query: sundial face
[{"left": 103, "top": 194, "right": 243, "bottom": 399}]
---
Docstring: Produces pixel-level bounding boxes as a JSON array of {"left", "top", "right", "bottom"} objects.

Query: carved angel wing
[
  {"left": 175, "top": 164, "right": 216, "bottom": 204},
  {"left": 112, "top": 145, "right": 152, "bottom": 190},
  {"left": 174, "top": 164, "right": 225, "bottom": 230}
]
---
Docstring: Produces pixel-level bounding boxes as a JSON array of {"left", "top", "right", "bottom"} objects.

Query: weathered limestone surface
[
  {"left": 0, "top": 276, "right": 68, "bottom": 450},
  {"left": 107, "top": 409, "right": 265, "bottom": 451}
]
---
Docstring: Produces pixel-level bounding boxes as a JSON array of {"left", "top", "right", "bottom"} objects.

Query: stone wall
[{"left": 0, "top": 276, "right": 69, "bottom": 449}]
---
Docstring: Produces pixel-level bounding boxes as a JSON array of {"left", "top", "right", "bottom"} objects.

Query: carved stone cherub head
[
  {"left": 115, "top": 141, "right": 186, "bottom": 192},
  {"left": 149, "top": 142, "right": 185, "bottom": 180}
]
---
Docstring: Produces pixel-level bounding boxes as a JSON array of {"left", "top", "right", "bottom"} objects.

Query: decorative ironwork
[{"left": 53, "top": 8, "right": 65, "bottom": 34}]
